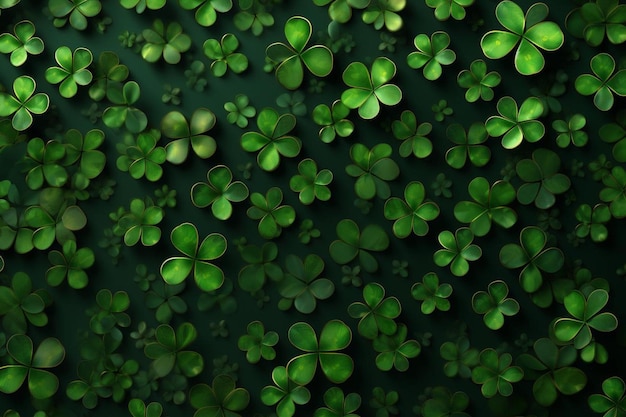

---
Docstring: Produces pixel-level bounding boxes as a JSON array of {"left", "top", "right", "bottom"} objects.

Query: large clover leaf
[
  {"left": 346, "top": 143, "right": 399, "bottom": 200},
  {"left": 575, "top": 52, "right": 626, "bottom": 112},
  {"left": 278, "top": 254, "right": 334, "bottom": 314},
  {"left": 407, "top": 31, "right": 456, "bottom": 81},
  {"left": 0, "top": 75, "right": 49, "bottom": 131},
  {"left": 191, "top": 165, "right": 248, "bottom": 220},
  {"left": 433, "top": 228, "right": 482, "bottom": 277},
  {"left": 246, "top": 187, "right": 296, "bottom": 239},
  {"left": 45, "top": 46, "right": 93, "bottom": 98},
  {"left": 160, "top": 108, "right": 217, "bottom": 165},
  {"left": 472, "top": 280, "right": 519, "bottom": 330},
  {"left": 384, "top": 181, "right": 439, "bottom": 238},
  {"left": 0, "top": 20, "right": 44, "bottom": 67},
  {"left": 516, "top": 148, "right": 571, "bottom": 209},
  {"left": 329, "top": 219, "right": 389, "bottom": 273},
  {"left": 348, "top": 282, "right": 401, "bottom": 339},
  {"left": 486, "top": 96, "right": 544, "bottom": 149},
  {"left": 141, "top": 19, "right": 191, "bottom": 64}
]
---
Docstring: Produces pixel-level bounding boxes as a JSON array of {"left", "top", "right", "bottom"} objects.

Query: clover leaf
[
  {"left": 189, "top": 374, "right": 249, "bottom": 417},
  {"left": 472, "top": 280, "right": 519, "bottom": 330},
  {"left": 141, "top": 19, "right": 191, "bottom": 64},
  {"left": 261, "top": 366, "right": 310, "bottom": 417},
  {"left": 191, "top": 165, "right": 249, "bottom": 220},
  {"left": 313, "top": 0, "right": 370, "bottom": 24},
  {"left": 241, "top": 108, "right": 301, "bottom": 171},
  {"left": 246, "top": 187, "right": 296, "bottom": 239},
  {"left": 341, "top": 56, "right": 402, "bottom": 119},
  {"left": 89, "top": 51, "right": 129, "bottom": 102},
  {"left": 0, "top": 272, "right": 49, "bottom": 334},
  {"left": 0, "top": 0, "right": 20, "bottom": 15},
  {"left": 116, "top": 130, "right": 166, "bottom": 181},
  {"left": 553, "top": 289, "right": 618, "bottom": 349},
  {"left": 445, "top": 122, "right": 491, "bottom": 168},
  {"left": 117, "top": 198, "right": 163, "bottom": 246},
  {"left": 362, "top": 0, "right": 406, "bottom": 32},
  {"left": 600, "top": 166, "right": 626, "bottom": 218},
  {"left": 23, "top": 137, "right": 68, "bottom": 189},
  {"left": 420, "top": 387, "right": 470, "bottom": 417},
  {"left": 144, "top": 322, "right": 204, "bottom": 378},
  {"left": 566, "top": 0, "right": 626, "bottom": 47},
  {"left": 289, "top": 158, "right": 333, "bottom": 205},
  {"left": 312, "top": 100, "right": 354, "bottom": 143},
  {"left": 224, "top": 94, "right": 256, "bottom": 128},
  {"left": 499, "top": 226, "right": 564, "bottom": 293},
  {"left": 411, "top": 272, "right": 452, "bottom": 314},
  {"left": 480, "top": 1, "right": 564, "bottom": 75},
  {"left": 45, "top": 46, "right": 92, "bottom": 99},
  {"left": 440, "top": 337, "right": 479, "bottom": 378},
  {"left": 63, "top": 128, "right": 106, "bottom": 186},
  {"left": 516, "top": 148, "right": 571, "bottom": 209},
  {"left": 588, "top": 376, "right": 626, "bottom": 417},
  {"left": 48, "top": 0, "right": 101, "bottom": 30},
  {"left": 434, "top": 228, "right": 482, "bottom": 277},
  {"left": 471, "top": 348, "right": 523, "bottom": 398},
  {"left": 600, "top": 110, "right": 626, "bottom": 162},
  {"left": 373, "top": 323, "right": 421, "bottom": 372},
  {"left": 575, "top": 203, "right": 611, "bottom": 242},
  {"left": 391, "top": 110, "right": 432, "bottom": 158},
  {"left": 128, "top": 399, "right": 163, "bottom": 417},
  {"left": 0, "top": 20, "right": 44, "bottom": 67},
  {"left": 314, "top": 387, "right": 361, "bottom": 417},
  {"left": 203, "top": 33, "right": 248, "bottom": 77},
  {"left": 237, "top": 320, "right": 279, "bottom": 364},
  {"left": 454, "top": 177, "right": 517, "bottom": 236},
  {"left": 407, "top": 31, "right": 456, "bottom": 81},
  {"left": 575, "top": 52, "right": 626, "bottom": 111},
  {"left": 234, "top": 0, "right": 275, "bottom": 35},
  {"left": 348, "top": 282, "right": 401, "bottom": 339},
  {"left": 25, "top": 195, "right": 87, "bottom": 250},
  {"left": 384, "top": 181, "right": 439, "bottom": 238},
  {"left": 425, "top": 0, "right": 475, "bottom": 21},
  {"left": 278, "top": 254, "right": 334, "bottom": 314},
  {"left": 516, "top": 338, "right": 587, "bottom": 407},
  {"left": 180, "top": 0, "right": 233, "bottom": 27},
  {"left": 237, "top": 242, "right": 283, "bottom": 292},
  {"left": 160, "top": 222, "right": 226, "bottom": 292},
  {"left": 0, "top": 75, "right": 49, "bottom": 131},
  {"left": 46, "top": 240, "right": 94, "bottom": 289},
  {"left": 145, "top": 280, "right": 187, "bottom": 323},
  {"left": 266, "top": 16, "right": 333, "bottom": 90},
  {"left": 485, "top": 96, "right": 544, "bottom": 149},
  {"left": 120, "top": 0, "right": 165, "bottom": 13},
  {"left": 287, "top": 320, "right": 353, "bottom": 385},
  {"left": 0, "top": 334, "right": 65, "bottom": 399},
  {"left": 160, "top": 108, "right": 217, "bottom": 165},
  {"left": 329, "top": 219, "right": 389, "bottom": 273},
  {"left": 89, "top": 289, "right": 130, "bottom": 334},
  {"left": 457, "top": 59, "right": 501, "bottom": 102},
  {"left": 346, "top": 143, "right": 399, "bottom": 200},
  {"left": 102, "top": 81, "right": 148, "bottom": 133}
]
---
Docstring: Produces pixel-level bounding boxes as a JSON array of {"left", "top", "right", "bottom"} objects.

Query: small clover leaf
[
  {"left": 457, "top": 59, "right": 501, "bottom": 102},
  {"left": 588, "top": 376, "right": 626, "bottom": 417},
  {"left": 145, "top": 280, "right": 187, "bottom": 323},
  {"left": 411, "top": 272, "right": 452, "bottom": 314},
  {"left": 312, "top": 100, "right": 354, "bottom": 143},
  {"left": 445, "top": 122, "right": 491, "bottom": 168},
  {"left": 128, "top": 399, "right": 164, "bottom": 417},
  {"left": 45, "top": 240, "right": 94, "bottom": 289},
  {"left": 160, "top": 222, "right": 226, "bottom": 292},
  {"left": 189, "top": 374, "right": 249, "bottom": 417},
  {"left": 369, "top": 386, "right": 399, "bottom": 417},
  {"left": 141, "top": 19, "right": 191, "bottom": 64},
  {"left": 480, "top": 1, "right": 564, "bottom": 75},
  {"left": 420, "top": 387, "right": 470, "bottom": 417},
  {"left": 191, "top": 165, "right": 249, "bottom": 220},
  {"left": 25, "top": 197, "right": 87, "bottom": 250},
  {"left": 89, "top": 289, "right": 131, "bottom": 334},
  {"left": 180, "top": 0, "right": 233, "bottom": 27},
  {"left": 241, "top": 108, "right": 301, "bottom": 172},
  {"left": 348, "top": 282, "right": 401, "bottom": 339},
  {"left": 575, "top": 52, "right": 626, "bottom": 111},
  {"left": 600, "top": 166, "right": 626, "bottom": 218},
  {"left": 407, "top": 31, "right": 456, "bottom": 81},
  {"left": 237, "top": 242, "right": 283, "bottom": 292},
  {"left": 247, "top": 187, "right": 295, "bottom": 239},
  {"left": 433, "top": 228, "right": 482, "bottom": 277},
  {"left": 144, "top": 322, "right": 204, "bottom": 378},
  {"left": 120, "top": 0, "right": 165, "bottom": 13},
  {"left": 472, "top": 280, "right": 519, "bottom": 330},
  {"left": 516, "top": 148, "right": 571, "bottom": 209},
  {"left": 384, "top": 181, "right": 439, "bottom": 238},
  {"left": 287, "top": 320, "right": 353, "bottom": 385},
  {"left": 289, "top": 158, "right": 333, "bottom": 205},
  {"left": 553, "top": 289, "right": 618, "bottom": 349},
  {"left": 391, "top": 110, "right": 432, "bottom": 159},
  {"left": 161, "top": 108, "right": 217, "bottom": 165},
  {"left": 266, "top": 16, "right": 333, "bottom": 90},
  {"left": 48, "top": 0, "right": 102, "bottom": 30},
  {"left": 314, "top": 387, "right": 361, "bottom": 417},
  {"left": 440, "top": 337, "right": 479, "bottom": 378},
  {"left": 499, "top": 226, "right": 564, "bottom": 293},
  {"left": 261, "top": 366, "right": 310, "bottom": 417},
  {"left": 237, "top": 321, "right": 278, "bottom": 364},
  {"left": 313, "top": 0, "right": 370, "bottom": 24},
  {"left": 0, "top": 75, "right": 49, "bottom": 131},
  {"left": 425, "top": 0, "right": 475, "bottom": 21},
  {"left": 0, "top": 272, "right": 49, "bottom": 335},
  {"left": 346, "top": 143, "right": 399, "bottom": 200},
  {"left": 552, "top": 113, "right": 588, "bottom": 148},
  {"left": 203, "top": 33, "right": 248, "bottom": 77},
  {"left": 362, "top": 0, "right": 406, "bottom": 32},
  {"left": 63, "top": 128, "right": 107, "bottom": 185},
  {"left": 453, "top": 177, "right": 517, "bottom": 236},
  {"left": 224, "top": 94, "right": 256, "bottom": 128},
  {"left": 116, "top": 130, "right": 166, "bottom": 181},
  {"left": 45, "top": 46, "right": 93, "bottom": 99},
  {"left": 23, "top": 137, "right": 68, "bottom": 189},
  {"left": 373, "top": 323, "right": 421, "bottom": 372},
  {"left": 102, "top": 81, "right": 148, "bottom": 133},
  {"left": 117, "top": 198, "right": 163, "bottom": 247},
  {"left": 329, "top": 219, "right": 389, "bottom": 273},
  {"left": 485, "top": 96, "right": 545, "bottom": 149},
  {"left": 600, "top": 110, "right": 626, "bottom": 162},
  {"left": 341, "top": 56, "right": 402, "bottom": 119},
  {"left": 575, "top": 203, "right": 611, "bottom": 243},
  {"left": 471, "top": 348, "right": 523, "bottom": 398},
  {"left": 234, "top": 0, "right": 275, "bottom": 36},
  {"left": 278, "top": 254, "right": 334, "bottom": 314},
  {"left": 0, "top": 20, "right": 44, "bottom": 67}
]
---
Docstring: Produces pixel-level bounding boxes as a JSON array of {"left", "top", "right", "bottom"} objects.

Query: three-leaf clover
[
  {"left": 411, "top": 272, "right": 452, "bottom": 314},
  {"left": 102, "top": 81, "right": 148, "bottom": 133},
  {"left": 246, "top": 187, "right": 296, "bottom": 239},
  {"left": 0, "top": 75, "right": 49, "bottom": 131},
  {"left": 266, "top": 16, "right": 333, "bottom": 90},
  {"left": 45, "top": 46, "right": 93, "bottom": 98},
  {"left": 553, "top": 289, "right": 618, "bottom": 349},
  {"left": 0, "top": 20, "right": 44, "bottom": 66},
  {"left": 588, "top": 376, "right": 626, "bottom": 417},
  {"left": 141, "top": 19, "right": 191, "bottom": 64},
  {"left": 457, "top": 59, "right": 501, "bottom": 102},
  {"left": 384, "top": 181, "right": 440, "bottom": 238},
  {"left": 391, "top": 110, "right": 432, "bottom": 159},
  {"left": 160, "top": 108, "right": 217, "bottom": 165},
  {"left": 278, "top": 254, "right": 334, "bottom": 314},
  {"left": 453, "top": 177, "right": 517, "bottom": 236},
  {"left": 286, "top": 320, "right": 353, "bottom": 385},
  {"left": 433, "top": 228, "right": 482, "bottom": 277},
  {"left": 575, "top": 52, "right": 626, "bottom": 111},
  {"left": 237, "top": 320, "right": 279, "bottom": 364},
  {"left": 180, "top": 0, "right": 233, "bottom": 27},
  {"left": 312, "top": 100, "right": 354, "bottom": 143},
  {"left": 445, "top": 122, "right": 491, "bottom": 168},
  {"left": 472, "top": 280, "right": 519, "bottom": 330},
  {"left": 289, "top": 158, "right": 333, "bottom": 205},
  {"left": 45, "top": 240, "right": 94, "bottom": 289},
  {"left": 425, "top": 0, "right": 475, "bottom": 21},
  {"left": 261, "top": 366, "right": 310, "bottom": 417},
  {"left": 341, "top": 56, "right": 402, "bottom": 119},
  {"left": 480, "top": 1, "right": 564, "bottom": 75},
  {"left": 191, "top": 165, "right": 249, "bottom": 220},
  {"left": 329, "top": 219, "right": 389, "bottom": 273},
  {"left": 485, "top": 96, "right": 545, "bottom": 149},
  {"left": 516, "top": 148, "right": 571, "bottom": 209},
  {"left": 48, "top": 0, "right": 102, "bottom": 30},
  {"left": 407, "top": 31, "right": 456, "bottom": 81},
  {"left": 346, "top": 143, "right": 399, "bottom": 200},
  {"left": 471, "top": 348, "right": 523, "bottom": 398},
  {"left": 203, "top": 33, "right": 248, "bottom": 77},
  {"left": 499, "top": 226, "right": 564, "bottom": 293},
  {"left": 160, "top": 222, "right": 227, "bottom": 292},
  {"left": 373, "top": 323, "right": 421, "bottom": 372},
  {"left": 240, "top": 108, "right": 301, "bottom": 172},
  {"left": 189, "top": 374, "right": 249, "bottom": 417},
  {"left": 347, "top": 282, "right": 401, "bottom": 339}
]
